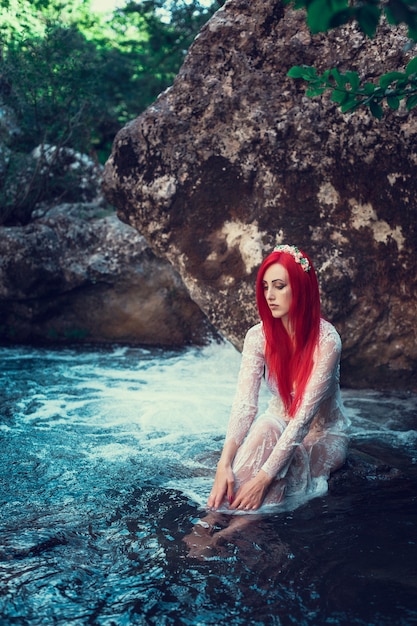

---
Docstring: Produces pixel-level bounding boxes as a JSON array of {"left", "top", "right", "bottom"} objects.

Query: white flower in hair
[{"left": 273, "top": 244, "right": 310, "bottom": 273}]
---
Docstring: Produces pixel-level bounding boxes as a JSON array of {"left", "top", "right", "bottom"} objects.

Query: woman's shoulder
[
  {"left": 243, "top": 322, "right": 265, "bottom": 352},
  {"left": 319, "top": 318, "right": 342, "bottom": 348},
  {"left": 245, "top": 322, "right": 263, "bottom": 338}
]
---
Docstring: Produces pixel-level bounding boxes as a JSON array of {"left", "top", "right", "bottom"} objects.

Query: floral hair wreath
[{"left": 273, "top": 244, "right": 311, "bottom": 273}]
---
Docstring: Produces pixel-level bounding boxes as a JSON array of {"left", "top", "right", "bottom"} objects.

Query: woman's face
[{"left": 262, "top": 262, "right": 293, "bottom": 330}]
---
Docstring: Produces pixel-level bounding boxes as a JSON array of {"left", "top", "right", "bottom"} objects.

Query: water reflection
[{"left": 0, "top": 343, "right": 416, "bottom": 625}]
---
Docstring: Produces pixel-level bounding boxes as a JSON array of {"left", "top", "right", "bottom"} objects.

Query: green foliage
[
  {"left": 3, "top": 25, "right": 103, "bottom": 154},
  {"left": 287, "top": 0, "right": 417, "bottom": 39},
  {"left": 0, "top": 0, "right": 224, "bottom": 224},
  {"left": 0, "top": 20, "right": 111, "bottom": 223},
  {"left": 288, "top": 57, "right": 417, "bottom": 117},
  {"left": 1, "top": 0, "right": 224, "bottom": 156},
  {"left": 286, "top": 0, "right": 417, "bottom": 117}
]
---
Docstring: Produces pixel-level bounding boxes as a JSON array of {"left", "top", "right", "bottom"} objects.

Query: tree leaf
[
  {"left": 306, "top": 0, "right": 348, "bottom": 33},
  {"left": 396, "top": 77, "right": 410, "bottom": 89},
  {"left": 331, "top": 67, "right": 347, "bottom": 87},
  {"left": 287, "top": 65, "right": 306, "bottom": 79},
  {"left": 345, "top": 70, "right": 360, "bottom": 90},
  {"left": 384, "top": 0, "right": 411, "bottom": 26},
  {"left": 406, "top": 56, "right": 417, "bottom": 77},
  {"left": 306, "top": 0, "right": 330, "bottom": 32},
  {"left": 408, "top": 24, "right": 417, "bottom": 41},
  {"left": 363, "top": 82, "right": 377, "bottom": 95},
  {"left": 406, "top": 94, "right": 417, "bottom": 110},
  {"left": 287, "top": 65, "right": 317, "bottom": 80},
  {"left": 387, "top": 94, "right": 400, "bottom": 109},
  {"left": 340, "top": 95, "right": 358, "bottom": 112},
  {"left": 356, "top": 4, "right": 381, "bottom": 38},
  {"left": 331, "top": 88, "right": 349, "bottom": 104},
  {"left": 328, "top": 8, "right": 353, "bottom": 28},
  {"left": 369, "top": 99, "right": 383, "bottom": 119},
  {"left": 379, "top": 71, "right": 406, "bottom": 88}
]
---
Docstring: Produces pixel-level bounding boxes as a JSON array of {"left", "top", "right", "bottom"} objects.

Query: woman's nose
[{"left": 267, "top": 286, "right": 275, "bottom": 300}]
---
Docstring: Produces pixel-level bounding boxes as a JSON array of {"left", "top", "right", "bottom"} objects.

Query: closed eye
[{"left": 263, "top": 282, "right": 286, "bottom": 290}]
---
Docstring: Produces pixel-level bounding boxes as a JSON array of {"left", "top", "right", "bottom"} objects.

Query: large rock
[
  {"left": 0, "top": 202, "right": 216, "bottom": 345},
  {"left": 103, "top": 0, "right": 417, "bottom": 391}
]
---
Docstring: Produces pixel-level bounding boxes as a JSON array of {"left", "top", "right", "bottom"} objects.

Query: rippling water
[{"left": 0, "top": 342, "right": 416, "bottom": 625}]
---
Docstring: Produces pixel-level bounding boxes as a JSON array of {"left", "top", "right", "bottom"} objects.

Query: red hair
[{"left": 255, "top": 248, "right": 321, "bottom": 417}]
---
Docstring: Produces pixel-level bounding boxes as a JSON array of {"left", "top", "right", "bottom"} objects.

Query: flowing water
[{"left": 0, "top": 341, "right": 416, "bottom": 626}]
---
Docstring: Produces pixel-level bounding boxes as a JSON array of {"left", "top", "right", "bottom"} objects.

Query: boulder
[
  {"left": 328, "top": 447, "right": 404, "bottom": 494},
  {"left": 0, "top": 201, "right": 217, "bottom": 346},
  {"left": 102, "top": 0, "right": 417, "bottom": 391}
]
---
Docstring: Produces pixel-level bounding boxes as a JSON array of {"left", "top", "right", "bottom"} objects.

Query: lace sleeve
[
  {"left": 261, "top": 321, "right": 342, "bottom": 478},
  {"left": 225, "top": 324, "right": 265, "bottom": 447}
]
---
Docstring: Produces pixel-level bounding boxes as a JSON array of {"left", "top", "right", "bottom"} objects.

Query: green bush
[{"left": 0, "top": 0, "right": 224, "bottom": 224}]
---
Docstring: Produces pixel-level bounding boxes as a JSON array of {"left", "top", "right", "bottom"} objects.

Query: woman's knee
[
  {"left": 309, "top": 435, "right": 346, "bottom": 478},
  {"left": 250, "top": 418, "right": 283, "bottom": 445}
]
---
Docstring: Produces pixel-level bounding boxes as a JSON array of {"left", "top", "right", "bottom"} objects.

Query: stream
[{"left": 0, "top": 341, "right": 416, "bottom": 625}]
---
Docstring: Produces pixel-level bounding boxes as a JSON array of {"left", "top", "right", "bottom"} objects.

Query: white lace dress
[{"left": 225, "top": 319, "right": 350, "bottom": 505}]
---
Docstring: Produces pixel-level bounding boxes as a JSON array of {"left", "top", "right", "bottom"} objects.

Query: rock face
[
  {"left": 103, "top": 0, "right": 417, "bottom": 391},
  {"left": 0, "top": 202, "right": 216, "bottom": 346}
]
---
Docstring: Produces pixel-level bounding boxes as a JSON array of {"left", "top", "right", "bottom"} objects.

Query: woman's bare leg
[{"left": 183, "top": 512, "right": 256, "bottom": 558}]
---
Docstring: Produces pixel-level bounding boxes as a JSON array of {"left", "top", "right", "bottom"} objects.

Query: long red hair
[{"left": 255, "top": 248, "right": 321, "bottom": 417}]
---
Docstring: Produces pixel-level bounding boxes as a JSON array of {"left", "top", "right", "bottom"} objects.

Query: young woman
[{"left": 207, "top": 244, "right": 350, "bottom": 513}]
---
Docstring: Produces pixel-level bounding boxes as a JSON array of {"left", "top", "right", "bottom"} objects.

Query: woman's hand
[
  {"left": 207, "top": 461, "right": 235, "bottom": 510},
  {"left": 229, "top": 470, "right": 272, "bottom": 511}
]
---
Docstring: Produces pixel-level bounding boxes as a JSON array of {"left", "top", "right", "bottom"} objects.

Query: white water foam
[{"left": 2, "top": 342, "right": 417, "bottom": 508}]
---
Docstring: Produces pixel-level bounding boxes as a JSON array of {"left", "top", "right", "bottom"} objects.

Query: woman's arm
[
  {"left": 224, "top": 324, "right": 265, "bottom": 447},
  {"left": 261, "top": 322, "right": 342, "bottom": 479},
  {"left": 207, "top": 439, "right": 239, "bottom": 509},
  {"left": 207, "top": 324, "right": 265, "bottom": 509}
]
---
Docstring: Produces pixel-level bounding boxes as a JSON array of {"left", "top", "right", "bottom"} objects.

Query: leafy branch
[
  {"left": 288, "top": 56, "right": 417, "bottom": 118},
  {"left": 285, "top": 0, "right": 417, "bottom": 117}
]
